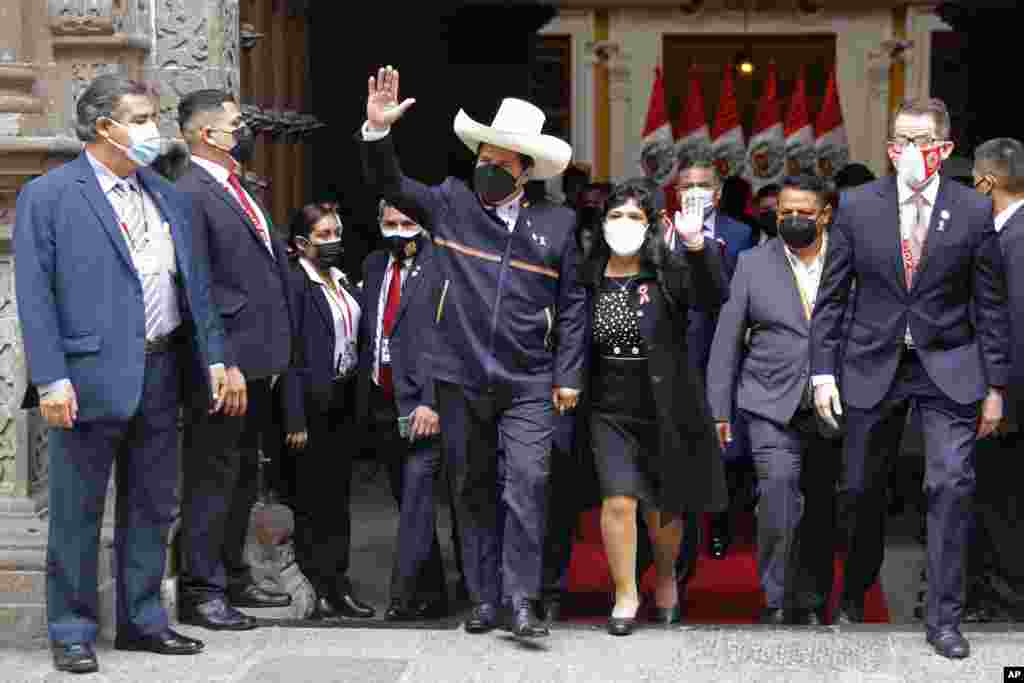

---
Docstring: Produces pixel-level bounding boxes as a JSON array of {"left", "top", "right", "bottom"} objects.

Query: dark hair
[
  {"left": 588, "top": 179, "right": 680, "bottom": 281},
  {"left": 476, "top": 144, "right": 534, "bottom": 173},
  {"left": 289, "top": 201, "right": 340, "bottom": 247},
  {"left": 75, "top": 74, "right": 152, "bottom": 142},
  {"left": 893, "top": 97, "right": 951, "bottom": 140},
  {"left": 677, "top": 146, "right": 721, "bottom": 186},
  {"left": 753, "top": 183, "right": 781, "bottom": 202},
  {"left": 780, "top": 174, "right": 834, "bottom": 208},
  {"left": 178, "top": 89, "right": 235, "bottom": 135},
  {"left": 833, "top": 162, "right": 876, "bottom": 190},
  {"left": 719, "top": 175, "right": 752, "bottom": 220},
  {"left": 975, "top": 138, "right": 1024, "bottom": 194}
]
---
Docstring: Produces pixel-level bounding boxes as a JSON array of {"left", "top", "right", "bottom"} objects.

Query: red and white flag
[
  {"left": 674, "top": 64, "right": 712, "bottom": 168},
  {"left": 744, "top": 61, "right": 785, "bottom": 192},
  {"left": 784, "top": 65, "right": 816, "bottom": 176},
  {"left": 815, "top": 66, "right": 850, "bottom": 179},
  {"left": 710, "top": 63, "right": 746, "bottom": 179},
  {"left": 638, "top": 66, "right": 676, "bottom": 187}
]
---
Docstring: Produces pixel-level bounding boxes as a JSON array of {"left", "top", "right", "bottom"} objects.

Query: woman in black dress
[{"left": 576, "top": 180, "right": 729, "bottom": 635}]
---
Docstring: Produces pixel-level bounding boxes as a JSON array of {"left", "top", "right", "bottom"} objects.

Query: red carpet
[{"left": 562, "top": 509, "right": 889, "bottom": 623}]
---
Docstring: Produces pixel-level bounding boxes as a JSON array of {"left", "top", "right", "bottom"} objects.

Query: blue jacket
[
  {"left": 688, "top": 212, "right": 755, "bottom": 372},
  {"left": 361, "top": 134, "right": 587, "bottom": 397},
  {"left": 14, "top": 153, "right": 225, "bottom": 421},
  {"left": 355, "top": 238, "right": 442, "bottom": 422}
]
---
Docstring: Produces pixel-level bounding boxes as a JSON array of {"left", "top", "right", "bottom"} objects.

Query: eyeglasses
[
  {"left": 888, "top": 135, "right": 945, "bottom": 150},
  {"left": 777, "top": 208, "right": 821, "bottom": 219},
  {"left": 676, "top": 182, "right": 716, "bottom": 192}
]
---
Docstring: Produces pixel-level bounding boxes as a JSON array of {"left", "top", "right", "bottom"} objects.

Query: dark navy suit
[
  {"left": 175, "top": 161, "right": 293, "bottom": 604},
  {"left": 811, "top": 176, "right": 1009, "bottom": 633},
  {"left": 356, "top": 239, "right": 456, "bottom": 607},
  {"left": 361, "top": 133, "right": 587, "bottom": 606},
  {"left": 15, "top": 153, "right": 225, "bottom": 643}
]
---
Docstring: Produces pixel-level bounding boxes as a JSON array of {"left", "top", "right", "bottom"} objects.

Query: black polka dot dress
[{"left": 590, "top": 276, "right": 660, "bottom": 505}]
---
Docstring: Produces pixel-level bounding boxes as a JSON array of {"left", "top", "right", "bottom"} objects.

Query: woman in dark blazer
[
  {"left": 277, "top": 201, "right": 375, "bottom": 620},
  {"left": 574, "top": 180, "right": 728, "bottom": 635}
]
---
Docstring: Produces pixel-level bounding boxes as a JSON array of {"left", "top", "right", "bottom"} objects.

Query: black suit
[
  {"left": 277, "top": 259, "right": 361, "bottom": 600},
  {"left": 967, "top": 206, "right": 1024, "bottom": 615},
  {"left": 356, "top": 240, "right": 460, "bottom": 606},
  {"left": 176, "top": 161, "right": 294, "bottom": 603},
  {"left": 811, "top": 176, "right": 1009, "bottom": 634}
]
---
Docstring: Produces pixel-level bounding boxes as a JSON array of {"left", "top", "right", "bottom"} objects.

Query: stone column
[{"left": 149, "top": 0, "right": 240, "bottom": 138}]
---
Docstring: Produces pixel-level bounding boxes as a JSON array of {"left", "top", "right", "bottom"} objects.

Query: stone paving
[{"left": 2, "top": 624, "right": 1023, "bottom": 683}]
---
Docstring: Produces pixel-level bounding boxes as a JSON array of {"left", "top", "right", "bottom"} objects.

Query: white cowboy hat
[{"left": 454, "top": 98, "right": 573, "bottom": 180}]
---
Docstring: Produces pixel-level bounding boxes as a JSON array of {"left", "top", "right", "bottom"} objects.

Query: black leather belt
[{"left": 144, "top": 328, "right": 180, "bottom": 354}]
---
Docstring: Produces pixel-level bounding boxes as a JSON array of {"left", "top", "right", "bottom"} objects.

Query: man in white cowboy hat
[{"left": 360, "top": 65, "right": 586, "bottom": 639}]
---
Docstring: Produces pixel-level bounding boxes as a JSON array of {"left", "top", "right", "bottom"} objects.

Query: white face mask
[
  {"left": 894, "top": 142, "right": 937, "bottom": 190},
  {"left": 105, "top": 120, "right": 162, "bottom": 167},
  {"left": 603, "top": 217, "right": 648, "bottom": 257},
  {"left": 683, "top": 187, "right": 715, "bottom": 208},
  {"left": 381, "top": 225, "right": 423, "bottom": 239}
]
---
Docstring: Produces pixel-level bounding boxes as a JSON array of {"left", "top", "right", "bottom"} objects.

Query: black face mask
[
  {"left": 382, "top": 235, "right": 420, "bottom": 259},
  {"left": 229, "top": 125, "right": 256, "bottom": 164},
  {"left": 756, "top": 211, "right": 778, "bottom": 237},
  {"left": 778, "top": 215, "right": 819, "bottom": 249},
  {"left": 312, "top": 239, "right": 344, "bottom": 268},
  {"left": 474, "top": 163, "right": 519, "bottom": 205}
]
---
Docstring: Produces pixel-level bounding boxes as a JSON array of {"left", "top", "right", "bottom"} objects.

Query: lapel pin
[{"left": 938, "top": 209, "right": 950, "bottom": 232}]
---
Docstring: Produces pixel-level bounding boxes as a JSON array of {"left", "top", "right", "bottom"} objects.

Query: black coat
[
  {"left": 279, "top": 259, "right": 361, "bottom": 434},
  {"left": 574, "top": 244, "right": 730, "bottom": 519}
]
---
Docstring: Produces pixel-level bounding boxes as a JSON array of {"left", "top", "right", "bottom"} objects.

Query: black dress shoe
[
  {"left": 927, "top": 629, "right": 970, "bottom": 659},
  {"left": 179, "top": 597, "right": 258, "bottom": 631},
  {"left": 835, "top": 601, "right": 864, "bottom": 625},
  {"left": 759, "top": 607, "right": 788, "bottom": 625},
  {"left": 114, "top": 628, "right": 204, "bottom": 655},
  {"left": 51, "top": 641, "right": 98, "bottom": 675},
  {"left": 709, "top": 513, "right": 731, "bottom": 560},
  {"left": 333, "top": 592, "right": 376, "bottom": 618},
  {"left": 651, "top": 604, "right": 682, "bottom": 625},
  {"left": 228, "top": 582, "right": 292, "bottom": 608},
  {"left": 791, "top": 608, "right": 827, "bottom": 626},
  {"left": 465, "top": 602, "right": 499, "bottom": 633},
  {"left": 511, "top": 598, "right": 549, "bottom": 638},
  {"left": 384, "top": 599, "right": 446, "bottom": 621},
  {"left": 540, "top": 598, "right": 562, "bottom": 623},
  {"left": 607, "top": 616, "right": 636, "bottom": 636}
]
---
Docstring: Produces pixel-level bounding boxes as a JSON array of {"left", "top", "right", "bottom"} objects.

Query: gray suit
[{"left": 708, "top": 237, "right": 841, "bottom": 612}]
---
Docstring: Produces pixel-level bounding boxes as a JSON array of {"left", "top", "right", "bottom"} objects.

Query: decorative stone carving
[
  {"left": 49, "top": 0, "right": 116, "bottom": 36},
  {"left": 29, "top": 416, "right": 48, "bottom": 497},
  {"left": 221, "top": 1, "right": 240, "bottom": 99},
  {"left": 240, "top": 104, "right": 325, "bottom": 141},
  {"left": 156, "top": 1, "right": 210, "bottom": 72}
]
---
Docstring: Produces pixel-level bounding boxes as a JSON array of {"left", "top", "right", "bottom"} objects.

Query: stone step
[{"left": 0, "top": 603, "right": 47, "bottom": 646}]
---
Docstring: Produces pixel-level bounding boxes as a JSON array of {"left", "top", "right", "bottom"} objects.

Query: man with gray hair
[
  {"left": 968, "top": 138, "right": 1024, "bottom": 621},
  {"left": 14, "top": 74, "right": 226, "bottom": 673}
]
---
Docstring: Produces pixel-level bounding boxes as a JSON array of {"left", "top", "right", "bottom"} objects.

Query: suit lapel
[
  {"left": 194, "top": 164, "right": 275, "bottom": 261},
  {"left": 75, "top": 155, "right": 135, "bottom": 272},
  {"left": 911, "top": 178, "right": 955, "bottom": 292},
  {"left": 393, "top": 245, "right": 432, "bottom": 327},
  {"left": 876, "top": 178, "right": 911, "bottom": 291},
  {"left": 774, "top": 240, "right": 810, "bottom": 330}
]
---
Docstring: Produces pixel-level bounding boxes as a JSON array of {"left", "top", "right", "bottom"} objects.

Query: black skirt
[{"left": 590, "top": 356, "right": 660, "bottom": 505}]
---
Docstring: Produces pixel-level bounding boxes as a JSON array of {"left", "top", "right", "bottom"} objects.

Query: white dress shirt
[
  {"left": 372, "top": 254, "right": 413, "bottom": 385},
  {"left": 299, "top": 257, "right": 361, "bottom": 377},
  {"left": 783, "top": 231, "right": 829, "bottom": 319},
  {"left": 995, "top": 198, "right": 1024, "bottom": 233},
  {"left": 191, "top": 155, "right": 275, "bottom": 257}
]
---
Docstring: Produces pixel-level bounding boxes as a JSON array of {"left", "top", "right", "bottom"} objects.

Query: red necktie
[
  {"left": 227, "top": 173, "right": 269, "bottom": 244},
  {"left": 379, "top": 260, "right": 402, "bottom": 401}
]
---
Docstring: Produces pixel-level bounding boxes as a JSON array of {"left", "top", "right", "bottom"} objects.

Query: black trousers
[
  {"left": 286, "top": 379, "right": 357, "bottom": 598},
  {"left": 842, "top": 351, "right": 979, "bottom": 633},
  {"left": 179, "top": 376, "right": 270, "bottom": 603},
  {"left": 967, "top": 429, "right": 1024, "bottom": 614}
]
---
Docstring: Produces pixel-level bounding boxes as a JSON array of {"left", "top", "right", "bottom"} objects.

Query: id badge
[
  {"left": 138, "top": 223, "right": 175, "bottom": 275},
  {"left": 381, "top": 336, "right": 391, "bottom": 365}
]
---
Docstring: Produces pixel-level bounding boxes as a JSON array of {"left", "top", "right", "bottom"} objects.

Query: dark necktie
[{"left": 379, "top": 260, "right": 402, "bottom": 401}]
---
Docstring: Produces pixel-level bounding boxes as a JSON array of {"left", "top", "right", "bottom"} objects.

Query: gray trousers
[{"left": 745, "top": 410, "right": 841, "bottom": 609}]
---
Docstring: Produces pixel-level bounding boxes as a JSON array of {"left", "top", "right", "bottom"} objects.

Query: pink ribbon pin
[{"left": 638, "top": 284, "right": 650, "bottom": 305}]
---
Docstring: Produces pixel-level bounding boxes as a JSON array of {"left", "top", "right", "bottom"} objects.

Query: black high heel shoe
[
  {"left": 607, "top": 599, "right": 641, "bottom": 636},
  {"left": 651, "top": 604, "right": 682, "bottom": 625}
]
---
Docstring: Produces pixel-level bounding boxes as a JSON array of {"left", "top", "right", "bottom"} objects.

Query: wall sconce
[{"left": 736, "top": 51, "right": 754, "bottom": 76}]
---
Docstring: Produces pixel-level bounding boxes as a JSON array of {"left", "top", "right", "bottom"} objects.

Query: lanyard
[{"left": 784, "top": 236, "right": 826, "bottom": 321}]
